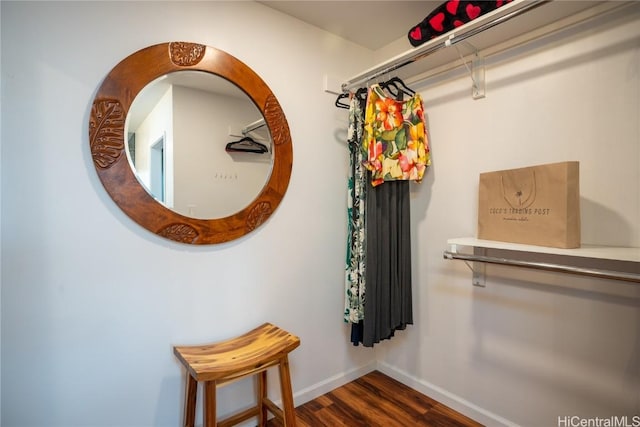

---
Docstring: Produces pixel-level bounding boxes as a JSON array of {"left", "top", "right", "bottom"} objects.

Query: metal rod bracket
[
  {"left": 454, "top": 42, "right": 485, "bottom": 100},
  {"left": 472, "top": 247, "right": 487, "bottom": 286},
  {"left": 446, "top": 244, "right": 486, "bottom": 286},
  {"left": 471, "top": 53, "right": 486, "bottom": 99}
]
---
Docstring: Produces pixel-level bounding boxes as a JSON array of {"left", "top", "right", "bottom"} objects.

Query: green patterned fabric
[{"left": 344, "top": 95, "right": 367, "bottom": 324}]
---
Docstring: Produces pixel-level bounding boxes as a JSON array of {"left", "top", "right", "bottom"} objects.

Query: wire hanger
[
  {"left": 225, "top": 136, "right": 269, "bottom": 154},
  {"left": 355, "top": 87, "right": 368, "bottom": 101},
  {"left": 335, "top": 92, "right": 350, "bottom": 109},
  {"left": 381, "top": 76, "right": 415, "bottom": 100},
  {"left": 335, "top": 87, "right": 369, "bottom": 109},
  {"left": 388, "top": 77, "right": 415, "bottom": 95}
]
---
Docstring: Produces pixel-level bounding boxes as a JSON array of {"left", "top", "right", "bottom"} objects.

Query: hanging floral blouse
[{"left": 361, "top": 84, "right": 430, "bottom": 187}]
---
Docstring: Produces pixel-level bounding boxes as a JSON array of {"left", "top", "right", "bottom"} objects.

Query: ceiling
[{"left": 258, "top": 1, "right": 442, "bottom": 50}]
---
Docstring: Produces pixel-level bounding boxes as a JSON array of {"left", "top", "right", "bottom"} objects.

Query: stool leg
[
  {"left": 183, "top": 374, "right": 197, "bottom": 427},
  {"left": 258, "top": 370, "right": 268, "bottom": 426},
  {"left": 203, "top": 381, "right": 217, "bottom": 427},
  {"left": 278, "top": 356, "right": 297, "bottom": 427}
]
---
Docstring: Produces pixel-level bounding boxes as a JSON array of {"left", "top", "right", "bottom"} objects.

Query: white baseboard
[
  {"left": 292, "top": 361, "right": 376, "bottom": 406},
  {"left": 376, "top": 361, "right": 519, "bottom": 427}
]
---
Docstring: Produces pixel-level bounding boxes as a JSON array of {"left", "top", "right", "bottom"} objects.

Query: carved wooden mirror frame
[{"left": 89, "top": 42, "right": 292, "bottom": 244}]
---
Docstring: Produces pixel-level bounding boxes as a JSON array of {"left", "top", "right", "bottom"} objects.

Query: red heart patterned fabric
[{"left": 408, "top": 0, "right": 513, "bottom": 47}]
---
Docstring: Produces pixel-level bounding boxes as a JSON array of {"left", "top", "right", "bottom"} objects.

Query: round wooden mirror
[{"left": 89, "top": 42, "right": 292, "bottom": 244}]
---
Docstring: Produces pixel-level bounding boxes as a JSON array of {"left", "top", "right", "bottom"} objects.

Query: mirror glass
[{"left": 125, "top": 71, "right": 273, "bottom": 219}]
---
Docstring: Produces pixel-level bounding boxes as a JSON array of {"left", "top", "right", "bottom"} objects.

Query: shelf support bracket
[
  {"left": 471, "top": 53, "right": 486, "bottom": 99},
  {"left": 446, "top": 244, "right": 486, "bottom": 287},
  {"left": 451, "top": 39, "right": 485, "bottom": 100},
  {"left": 471, "top": 247, "right": 486, "bottom": 287}
]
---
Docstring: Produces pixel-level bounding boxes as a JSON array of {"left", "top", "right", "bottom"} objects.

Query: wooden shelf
[
  {"left": 444, "top": 238, "right": 640, "bottom": 284},
  {"left": 448, "top": 238, "right": 640, "bottom": 263}
]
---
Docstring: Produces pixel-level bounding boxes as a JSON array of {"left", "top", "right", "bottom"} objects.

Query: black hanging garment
[{"left": 361, "top": 179, "right": 413, "bottom": 347}]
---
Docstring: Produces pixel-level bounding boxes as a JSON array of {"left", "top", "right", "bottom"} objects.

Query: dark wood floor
[{"left": 268, "top": 370, "right": 483, "bottom": 426}]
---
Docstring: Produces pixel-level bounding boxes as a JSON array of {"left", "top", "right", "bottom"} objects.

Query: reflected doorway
[{"left": 150, "top": 135, "right": 165, "bottom": 202}]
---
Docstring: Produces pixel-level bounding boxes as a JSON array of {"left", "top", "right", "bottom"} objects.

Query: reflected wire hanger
[{"left": 225, "top": 136, "right": 269, "bottom": 154}]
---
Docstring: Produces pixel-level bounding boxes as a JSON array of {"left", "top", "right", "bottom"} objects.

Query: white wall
[
  {"left": 0, "top": 2, "right": 374, "bottom": 426},
  {"left": 1, "top": 1, "right": 639, "bottom": 427},
  {"left": 375, "top": 4, "right": 640, "bottom": 426},
  {"left": 0, "top": 1, "right": 3, "bottom": 420}
]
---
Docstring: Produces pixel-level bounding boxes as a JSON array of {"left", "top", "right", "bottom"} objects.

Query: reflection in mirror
[{"left": 125, "top": 71, "right": 273, "bottom": 219}]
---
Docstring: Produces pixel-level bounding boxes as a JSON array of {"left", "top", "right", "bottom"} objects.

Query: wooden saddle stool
[{"left": 174, "top": 323, "right": 300, "bottom": 427}]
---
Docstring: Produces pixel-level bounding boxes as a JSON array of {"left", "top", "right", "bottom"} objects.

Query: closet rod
[
  {"left": 443, "top": 250, "right": 640, "bottom": 284},
  {"left": 341, "top": 0, "right": 548, "bottom": 91},
  {"left": 242, "top": 118, "right": 266, "bottom": 135}
]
